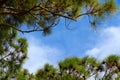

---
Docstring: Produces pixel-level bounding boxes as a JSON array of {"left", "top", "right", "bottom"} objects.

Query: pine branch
[{"left": 0, "top": 23, "right": 43, "bottom": 33}]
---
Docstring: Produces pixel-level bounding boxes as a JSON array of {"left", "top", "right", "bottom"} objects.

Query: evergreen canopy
[{"left": 0, "top": 0, "right": 118, "bottom": 35}]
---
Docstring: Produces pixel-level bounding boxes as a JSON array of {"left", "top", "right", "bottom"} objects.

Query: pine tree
[
  {"left": 0, "top": 0, "right": 118, "bottom": 35},
  {"left": 0, "top": 27, "right": 28, "bottom": 79},
  {"left": 34, "top": 55, "right": 120, "bottom": 80}
]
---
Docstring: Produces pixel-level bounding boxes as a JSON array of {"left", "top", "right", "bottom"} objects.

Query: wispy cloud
[
  {"left": 23, "top": 35, "right": 64, "bottom": 73},
  {"left": 85, "top": 26, "right": 120, "bottom": 60}
]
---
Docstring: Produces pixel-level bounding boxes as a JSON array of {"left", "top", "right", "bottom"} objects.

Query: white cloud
[
  {"left": 22, "top": 26, "right": 120, "bottom": 73},
  {"left": 23, "top": 35, "right": 64, "bottom": 73},
  {"left": 85, "top": 26, "right": 120, "bottom": 60}
]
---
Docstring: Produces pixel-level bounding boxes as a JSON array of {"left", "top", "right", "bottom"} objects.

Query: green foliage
[
  {"left": 16, "top": 69, "right": 35, "bottom": 80},
  {"left": 59, "top": 57, "right": 82, "bottom": 70},
  {"left": 34, "top": 55, "right": 120, "bottom": 80},
  {"left": 0, "top": 0, "right": 118, "bottom": 34},
  {"left": 35, "top": 64, "right": 57, "bottom": 80},
  {"left": 0, "top": 0, "right": 119, "bottom": 79},
  {"left": 0, "top": 27, "right": 28, "bottom": 79}
]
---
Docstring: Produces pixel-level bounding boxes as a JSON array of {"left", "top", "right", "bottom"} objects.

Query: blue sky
[{"left": 22, "top": 1, "right": 120, "bottom": 73}]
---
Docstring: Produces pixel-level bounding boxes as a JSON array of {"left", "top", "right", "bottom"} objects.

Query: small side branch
[{"left": 0, "top": 23, "right": 43, "bottom": 33}]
